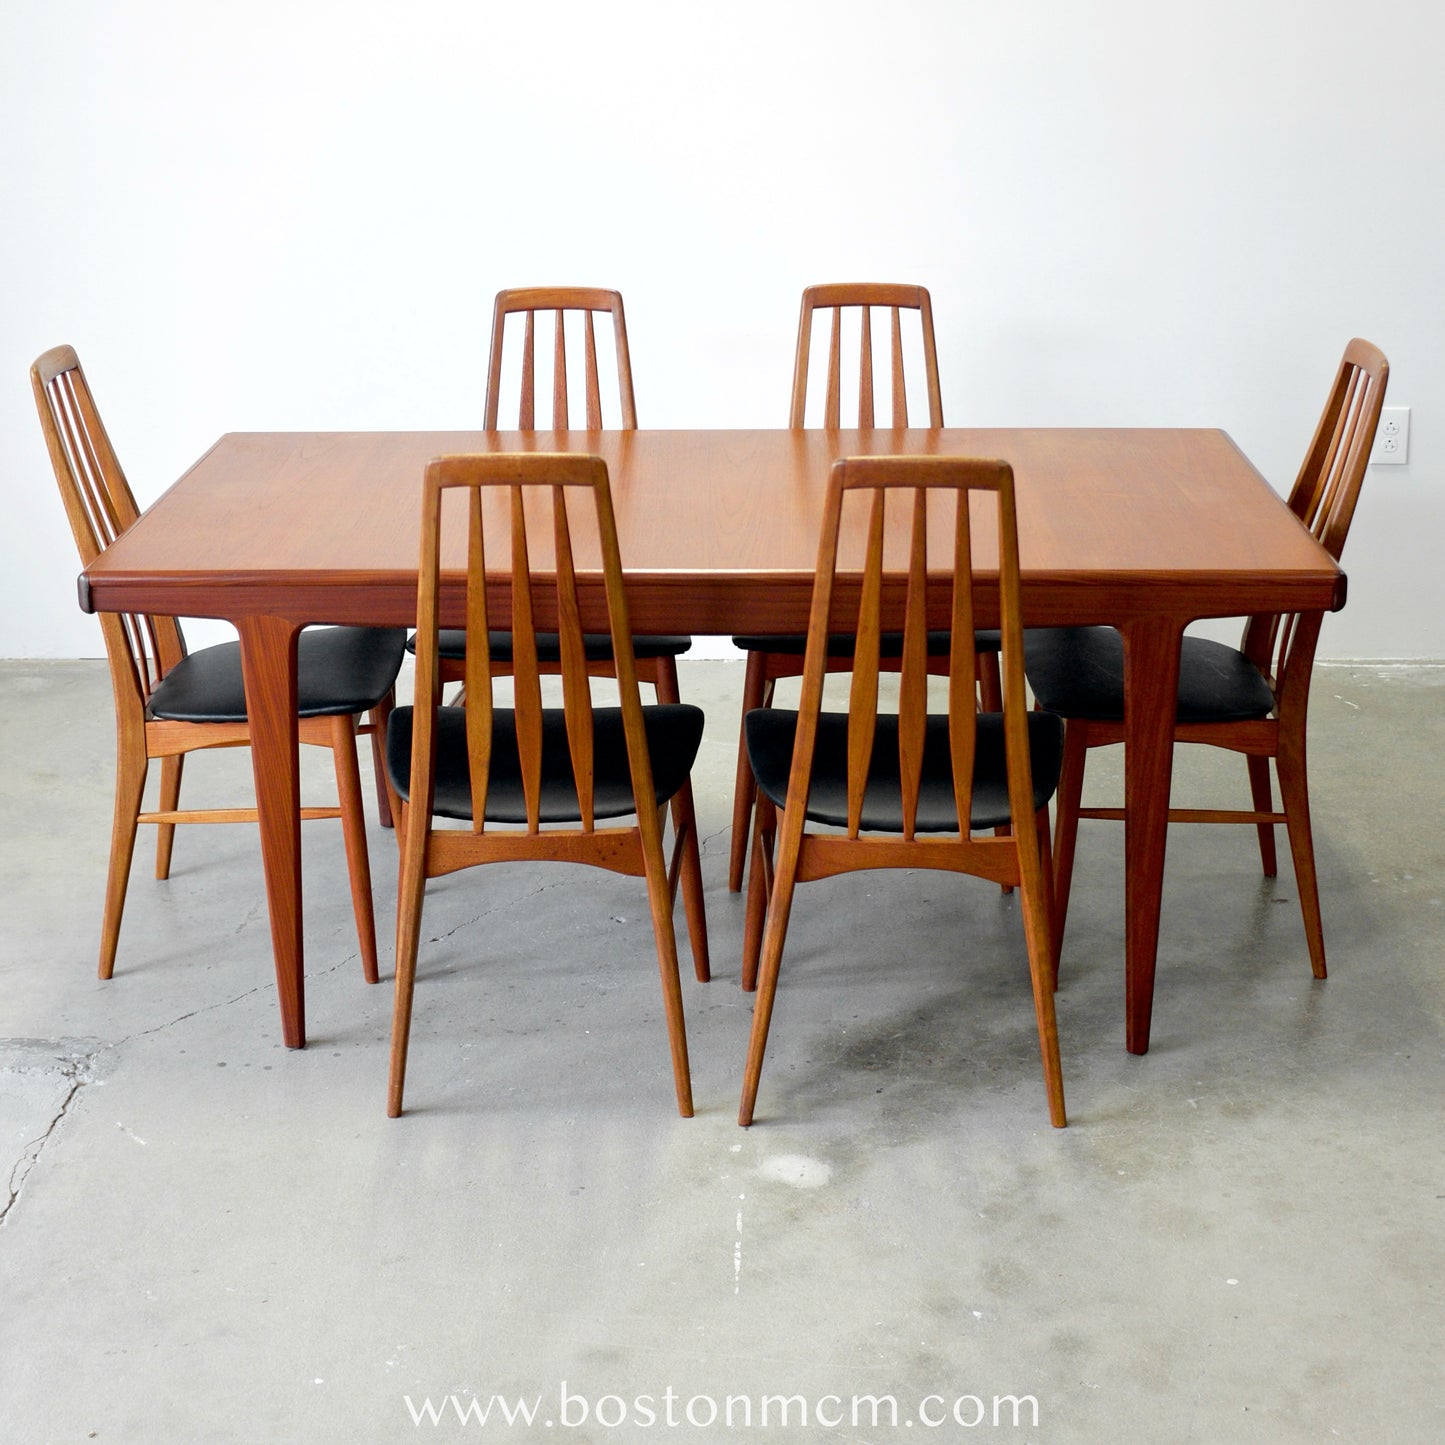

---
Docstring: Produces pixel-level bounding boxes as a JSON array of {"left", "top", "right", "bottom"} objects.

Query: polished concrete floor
[{"left": 1, "top": 659, "right": 1441, "bottom": 1444}]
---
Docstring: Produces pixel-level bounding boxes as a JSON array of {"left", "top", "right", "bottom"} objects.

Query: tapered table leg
[
  {"left": 238, "top": 615, "right": 307, "bottom": 1048},
  {"left": 1119, "top": 617, "right": 1184, "bottom": 1055}
]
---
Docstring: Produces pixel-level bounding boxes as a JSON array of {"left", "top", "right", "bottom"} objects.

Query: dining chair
[
  {"left": 727, "top": 283, "right": 1004, "bottom": 893},
  {"left": 385, "top": 452, "right": 704, "bottom": 1118},
  {"left": 411, "top": 287, "right": 709, "bottom": 980},
  {"left": 738, "top": 455, "right": 1068, "bottom": 1128},
  {"left": 1024, "top": 338, "right": 1389, "bottom": 981},
  {"left": 31, "top": 345, "right": 406, "bottom": 983}
]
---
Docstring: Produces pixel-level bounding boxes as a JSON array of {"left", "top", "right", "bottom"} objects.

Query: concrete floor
[{"left": 1, "top": 658, "right": 1441, "bottom": 1443}]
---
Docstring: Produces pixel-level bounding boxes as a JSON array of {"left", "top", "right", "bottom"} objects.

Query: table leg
[
  {"left": 1119, "top": 617, "right": 1184, "bottom": 1055},
  {"left": 238, "top": 615, "right": 306, "bottom": 1048}
]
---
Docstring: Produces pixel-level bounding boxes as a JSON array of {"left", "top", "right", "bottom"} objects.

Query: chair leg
[
  {"left": 1033, "top": 806, "right": 1058, "bottom": 991},
  {"left": 330, "top": 714, "right": 380, "bottom": 984},
  {"left": 741, "top": 793, "right": 776, "bottom": 992},
  {"left": 1049, "top": 720, "right": 1090, "bottom": 983},
  {"left": 1276, "top": 737, "right": 1327, "bottom": 980},
  {"left": 982, "top": 658, "right": 1013, "bottom": 895},
  {"left": 653, "top": 658, "right": 710, "bottom": 983},
  {"left": 1017, "top": 816, "right": 1068, "bottom": 1129},
  {"left": 637, "top": 803, "right": 695, "bottom": 1118},
  {"left": 155, "top": 754, "right": 183, "bottom": 879},
  {"left": 977, "top": 648, "right": 1003, "bottom": 713},
  {"left": 1246, "top": 754, "right": 1278, "bottom": 877},
  {"left": 100, "top": 745, "right": 149, "bottom": 980},
  {"left": 387, "top": 801, "right": 427, "bottom": 1117},
  {"left": 728, "top": 650, "right": 772, "bottom": 892},
  {"left": 369, "top": 691, "right": 396, "bottom": 830},
  {"left": 738, "top": 804, "right": 803, "bottom": 1127}
]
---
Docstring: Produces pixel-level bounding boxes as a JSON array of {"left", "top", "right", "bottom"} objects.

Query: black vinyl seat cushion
[
  {"left": 1024, "top": 626, "right": 1275, "bottom": 724},
  {"left": 147, "top": 626, "right": 407, "bottom": 723},
  {"left": 745, "top": 708, "right": 1063, "bottom": 833},
  {"left": 409, "top": 630, "right": 692, "bottom": 663},
  {"left": 386, "top": 704, "right": 705, "bottom": 824},
  {"left": 732, "top": 629, "right": 997, "bottom": 658}
]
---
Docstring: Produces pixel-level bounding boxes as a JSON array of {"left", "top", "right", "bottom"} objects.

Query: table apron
[{"left": 79, "top": 570, "right": 1347, "bottom": 636}]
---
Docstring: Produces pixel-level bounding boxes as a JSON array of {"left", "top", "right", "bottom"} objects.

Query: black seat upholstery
[
  {"left": 387, "top": 703, "right": 703, "bottom": 824},
  {"left": 152, "top": 627, "right": 407, "bottom": 723},
  {"left": 1024, "top": 626, "right": 1276, "bottom": 724},
  {"left": 417, "top": 628, "right": 691, "bottom": 664},
  {"left": 731, "top": 629, "right": 971, "bottom": 658},
  {"left": 746, "top": 709, "right": 1062, "bottom": 833}
]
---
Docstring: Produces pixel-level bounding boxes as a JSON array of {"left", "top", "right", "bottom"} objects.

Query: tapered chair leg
[
  {"left": 986, "top": 664, "right": 1013, "bottom": 893},
  {"left": 653, "top": 658, "right": 710, "bottom": 982},
  {"left": 1049, "top": 721, "right": 1090, "bottom": 979},
  {"left": 738, "top": 805, "right": 803, "bottom": 1126},
  {"left": 100, "top": 747, "right": 149, "bottom": 980},
  {"left": 155, "top": 754, "right": 183, "bottom": 879},
  {"left": 387, "top": 801, "right": 427, "bottom": 1117},
  {"left": 728, "top": 651, "right": 772, "bottom": 892},
  {"left": 370, "top": 692, "right": 396, "bottom": 830},
  {"left": 638, "top": 806, "right": 695, "bottom": 1119},
  {"left": 1277, "top": 736, "right": 1328, "bottom": 980},
  {"left": 330, "top": 714, "right": 380, "bottom": 984},
  {"left": 1016, "top": 840, "right": 1068, "bottom": 1128},
  {"left": 741, "top": 794, "right": 776, "bottom": 992},
  {"left": 1033, "top": 806, "right": 1060, "bottom": 991},
  {"left": 1246, "top": 754, "right": 1278, "bottom": 876}
]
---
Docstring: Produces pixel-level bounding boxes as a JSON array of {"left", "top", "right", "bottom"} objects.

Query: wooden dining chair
[
  {"left": 727, "top": 283, "right": 1004, "bottom": 893},
  {"left": 31, "top": 345, "right": 406, "bottom": 983},
  {"left": 411, "top": 287, "right": 709, "bottom": 980},
  {"left": 385, "top": 452, "right": 704, "bottom": 1118},
  {"left": 738, "top": 455, "right": 1067, "bottom": 1128},
  {"left": 1024, "top": 338, "right": 1389, "bottom": 981}
]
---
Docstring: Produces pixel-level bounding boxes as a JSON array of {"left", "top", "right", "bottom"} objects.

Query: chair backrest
[
  {"left": 790, "top": 284, "right": 944, "bottom": 429},
  {"left": 790, "top": 454, "right": 1033, "bottom": 841},
  {"left": 485, "top": 288, "right": 637, "bottom": 430},
  {"left": 1242, "top": 338, "right": 1388, "bottom": 694},
  {"left": 30, "top": 346, "right": 186, "bottom": 714},
  {"left": 409, "top": 452, "right": 657, "bottom": 832}
]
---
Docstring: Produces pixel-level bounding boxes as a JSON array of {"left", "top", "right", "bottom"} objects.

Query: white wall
[{"left": 3, "top": 0, "right": 1442, "bottom": 658}]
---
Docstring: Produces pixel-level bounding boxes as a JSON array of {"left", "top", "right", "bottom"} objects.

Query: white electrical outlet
[{"left": 1370, "top": 406, "right": 1409, "bottom": 465}]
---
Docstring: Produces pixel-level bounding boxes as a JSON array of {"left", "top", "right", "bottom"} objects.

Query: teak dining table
[{"left": 79, "top": 427, "right": 1346, "bottom": 1056}]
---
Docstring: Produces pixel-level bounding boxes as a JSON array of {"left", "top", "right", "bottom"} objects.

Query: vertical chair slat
[
  {"left": 54, "top": 375, "right": 113, "bottom": 553},
  {"left": 69, "top": 370, "right": 130, "bottom": 541},
  {"left": 509, "top": 487, "right": 545, "bottom": 831},
  {"left": 896, "top": 488, "right": 930, "bottom": 840},
  {"left": 464, "top": 488, "right": 495, "bottom": 830},
  {"left": 948, "top": 487, "right": 978, "bottom": 835},
  {"left": 1245, "top": 345, "right": 1385, "bottom": 682},
  {"left": 1325, "top": 369, "right": 1367, "bottom": 537},
  {"left": 845, "top": 489, "right": 886, "bottom": 836},
  {"left": 825, "top": 307, "right": 842, "bottom": 430},
  {"left": 858, "top": 307, "right": 875, "bottom": 428},
  {"left": 583, "top": 311, "right": 602, "bottom": 430},
  {"left": 890, "top": 307, "right": 908, "bottom": 428},
  {"left": 552, "top": 311, "right": 570, "bottom": 429},
  {"left": 519, "top": 312, "right": 537, "bottom": 430},
  {"left": 410, "top": 470, "right": 445, "bottom": 844},
  {"left": 996, "top": 467, "right": 1035, "bottom": 834},
  {"left": 552, "top": 485, "right": 596, "bottom": 830}
]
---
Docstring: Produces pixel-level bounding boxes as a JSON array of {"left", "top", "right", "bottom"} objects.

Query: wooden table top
[{"left": 81, "top": 427, "right": 1345, "bottom": 634}]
